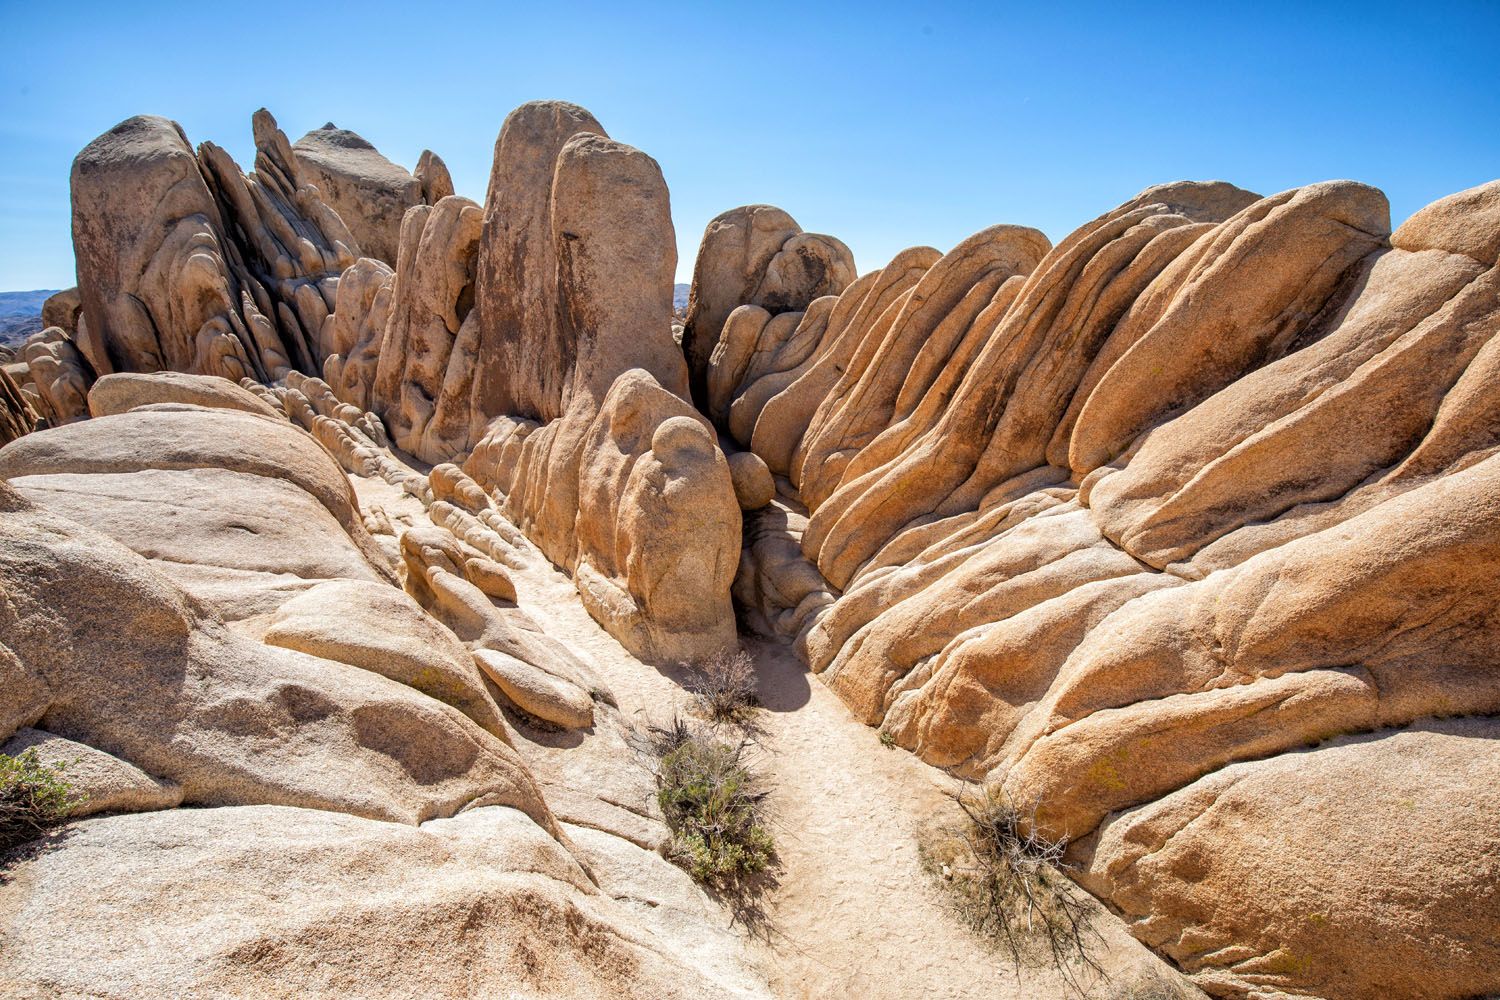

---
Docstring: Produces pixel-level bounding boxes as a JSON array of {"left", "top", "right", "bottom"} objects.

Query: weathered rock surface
[
  {"left": 471, "top": 101, "right": 687, "bottom": 426},
  {"left": 708, "top": 178, "right": 1500, "bottom": 999},
  {"left": 682, "top": 204, "right": 856, "bottom": 406},
  {"left": 26, "top": 94, "right": 1500, "bottom": 998},
  {"left": 1, "top": 726, "right": 183, "bottom": 817},
  {"left": 70, "top": 110, "right": 361, "bottom": 388},
  {"left": 0, "top": 804, "right": 767, "bottom": 999},
  {"left": 291, "top": 123, "right": 425, "bottom": 265},
  {"left": 0, "top": 389, "right": 770, "bottom": 998}
]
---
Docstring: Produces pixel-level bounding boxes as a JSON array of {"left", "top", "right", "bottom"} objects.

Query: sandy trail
[
  {"left": 351, "top": 470, "right": 1193, "bottom": 998},
  {"left": 479, "top": 521, "right": 1197, "bottom": 1000}
]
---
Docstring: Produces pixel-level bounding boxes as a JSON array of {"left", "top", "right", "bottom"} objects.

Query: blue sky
[{"left": 2, "top": 0, "right": 1497, "bottom": 289}]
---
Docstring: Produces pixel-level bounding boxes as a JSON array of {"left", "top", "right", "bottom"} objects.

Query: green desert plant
[
  {"left": 921, "top": 786, "right": 1104, "bottom": 995},
  {"left": 647, "top": 717, "right": 775, "bottom": 889},
  {"left": 1, "top": 749, "right": 84, "bottom": 855},
  {"left": 686, "top": 648, "right": 761, "bottom": 727}
]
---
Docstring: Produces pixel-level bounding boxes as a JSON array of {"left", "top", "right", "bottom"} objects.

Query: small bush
[
  {"left": 1, "top": 750, "right": 83, "bottom": 855},
  {"left": 648, "top": 718, "right": 775, "bottom": 889},
  {"left": 879, "top": 728, "right": 897, "bottom": 749},
  {"left": 686, "top": 648, "right": 760, "bottom": 727},
  {"left": 921, "top": 787, "right": 1102, "bottom": 994}
]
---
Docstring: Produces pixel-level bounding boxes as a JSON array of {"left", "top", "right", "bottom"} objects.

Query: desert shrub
[
  {"left": 686, "top": 648, "right": 760, "bottom": 727},
  {"left": 921, "top": 786, "right": 1103, "bottom": 994},
  {"left": 1, "top": 749, "right": 83, "bottom": 855},
  {"left": 647, "top": 718, "right": 775, "bottom": 889}
]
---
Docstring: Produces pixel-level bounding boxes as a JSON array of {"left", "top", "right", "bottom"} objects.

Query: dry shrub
[
  {"left": 686, "top": 648, "right": 760, "bottom": 727},
  {"left": 921, "top": 786, "right": 1104, "bottom": 994}
]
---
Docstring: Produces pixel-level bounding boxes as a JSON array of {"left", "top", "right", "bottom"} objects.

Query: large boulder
[
  {"left": 71, "top": 111, "right": 359, "bottom": 384},
  {"left": 682, "top": 204, "right": 856, "bottom": 407},
  {"left": 0, "top": 804, "right": 768, "bottom": 999},
  {"left": 470, "top": 101, "right": 686, "bottom": 426},
  {"left": 292, "top": 123, "right": 424, "bottom": 266}
]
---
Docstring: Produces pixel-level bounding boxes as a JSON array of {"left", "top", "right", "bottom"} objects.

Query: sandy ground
[{"left": 352, "top": 471, "right": 1201, "bottom": 999}]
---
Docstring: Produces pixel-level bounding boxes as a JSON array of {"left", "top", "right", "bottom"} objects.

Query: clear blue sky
[{"left": 2, "top": 1, "right": 1497, "bottom": 290}]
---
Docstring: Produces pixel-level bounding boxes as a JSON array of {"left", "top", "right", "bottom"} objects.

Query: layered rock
[
  {"left": 682, "top": 204, "right": 857, "bottom": 407},
  {"left": 0, "top": 377, "right": 770, "bottom": 998},
  {"left": 706, "top": 178, "right": 1500, "bottom": 999},
  {"left": 316, "top": 99, "right": 742, "bottom": 662},
  {"left": 291, "top": 123, "right": 433, "bottom": 265},
  {"left": 71, "top": 111, "right": 354, "bottom": 386}
]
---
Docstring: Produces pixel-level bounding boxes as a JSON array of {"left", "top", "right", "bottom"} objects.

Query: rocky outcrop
[
  {"left": 0, "top": 804, "right": 768, "bottom": 999},
  {"left": 0, "top": 364, "right": 37, "bottom": 445},
  {"left": 309, "top": 99, "right": 742, "bottom": 662},
  {"left": 32, "top": 92, "right": 1500, "bottom": 997},
  {"left": 71, "top": 111, "right": 356, "bottom": 386},
  {"left": 291, "top": 123, "right": 429, "bottom": 265},
  {"left": 0, "top": 389, "right": 770, "bottom": 996},
  {"left": 682, "top": 204, "right": 856, "bottom": 407},
  {"left": 707, "top": 178, "right": 1500, "bottom": 999},
  {"left": 40, "top": 286, "right": 81, "bottom": 333},
  {"left": 470, "top": 101, "right": 687, "bottom": 426}
]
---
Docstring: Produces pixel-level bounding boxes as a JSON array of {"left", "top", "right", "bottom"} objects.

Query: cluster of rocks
[
  {"left": 702, "top": 177, "right": 1500, "bottom": 999},
  {"left": 2, "top": 92, "right": 1498, "bottom": 1000}
]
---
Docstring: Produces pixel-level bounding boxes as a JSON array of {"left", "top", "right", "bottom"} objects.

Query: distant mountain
[
  {"left": 0, "top": 289, "right": 57, "bottom": 319},
  {"left": 0, "top": 290, "right": 57, "bottom": 349},
  {"left": 673, "top": 283, "right": 689, "bottom": 313}
]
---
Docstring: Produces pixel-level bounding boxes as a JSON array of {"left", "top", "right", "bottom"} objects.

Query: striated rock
[
  {"left": 263, "top": 579, "right": 511, "bottom": 740},
  {"left": 0, "top": 475, "right": 549, "bottom": 829},
  {"left": 0, "top": 365, "right": 38, "bottom": 445},
  {"left": 0, "top": 804, "right": 770, "bottom": 999},
  {"left": 292, "top": 122, "right": 423, "bottom": 265},
  {"left": 1075, "top": 720, "right": 1500, "bottom": 1000},
  {"left": 72, "top": 110, "right": 360, "bottom": 386},
  {"left": 682, "top": 204, "right": 856, "bottom": 406},
  {"left": 321, "top": 255, "right": 394, "bottom": 408},
  {"left": 23, "top": 327, "right": 92, "bottom": 426},
  {"left": 369, "top": 195, "right": 484, "bottom": 463},
  {"left": 703, "top": 176, "right": 1500, "bottom": 999}
]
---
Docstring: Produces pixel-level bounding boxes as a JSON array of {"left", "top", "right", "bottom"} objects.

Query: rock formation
[
  {"left": 706, "top": 177, "right": 1500, "bottom": 999},
  {"left": 291, "top": 123, "right": 434, "bottom": 266},
  {"left": 682, "top": 204, "right": 857, "bottom": 407},
  {"left": 5, "top": 92, "right": 1498, "bottom": 1000}
]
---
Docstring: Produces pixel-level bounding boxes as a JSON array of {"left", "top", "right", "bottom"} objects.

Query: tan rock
[
  {"left": 414, "top": 148, "right": 456, "bottom": 204},
  {"left": 88, "top": 370, "right": 282, "bottom": 419},
  {"left": 0, "top": 365, "right": 37, "bottom": 445},
  {"left": 727, "top": 449, "right": 775, "bottom": 510},
  {"left": 264, "top": 579, "right": 510, "bottom": 740},
  {"left": 22, "top": 327, "right": 91, "bottom": 426},
  {"left": 0, "top": 478, "right": 554, "bottom": 830},
  {"left": 681, "top": 204, "right": 855, "bottom": 406},
  {"left": 0, "top": 804, "right": 768, "bottom": 998},
  {"left": 292, "top": 122, "right": 423, "bottom": 265},
  {"left": 369, "top": 195, "right": 484, "bottom": 463},
  {"left": 1, "top": 727, "right": 182, "bottom": 817},
  {"left": 1075, "top": 720, "right": 1500, "bottom": 1000},
  {"left": 41, "top": 286, "right": 81, "bottom": 334},
  {"left": 1393, "top": 177, "right": 1500, "bottom": 265},
  {"left": 472, "top": 102, "right": 684, "bottom": 427}
]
